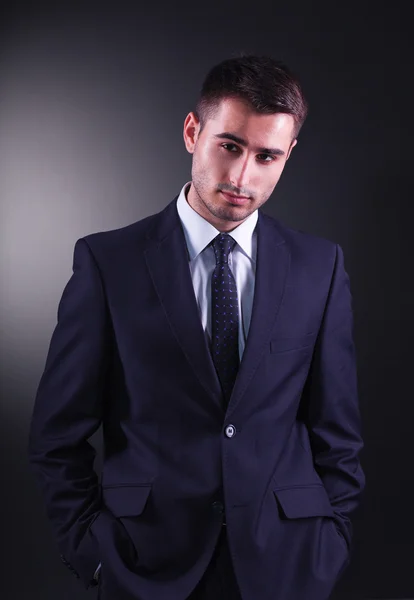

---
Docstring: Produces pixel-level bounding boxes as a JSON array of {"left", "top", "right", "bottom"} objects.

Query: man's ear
[
  {"left": 183, "top": 112, "right": 200, "bottom": 154},
  {"left": 286, "top": 138, "right": 297, "bottom": 160}
]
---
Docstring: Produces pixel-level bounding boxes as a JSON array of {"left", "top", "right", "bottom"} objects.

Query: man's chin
[{"left": 213, "top": 206, "right": 251, "bottom": 222}]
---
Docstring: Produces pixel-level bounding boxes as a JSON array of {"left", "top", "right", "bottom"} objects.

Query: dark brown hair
[{"left": 194, "top": 55, "right": 308, "bottom": 139}]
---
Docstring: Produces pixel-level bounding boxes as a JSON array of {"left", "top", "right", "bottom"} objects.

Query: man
[{"left": 28, "top": 55, "right": 365, "bottom": 600}]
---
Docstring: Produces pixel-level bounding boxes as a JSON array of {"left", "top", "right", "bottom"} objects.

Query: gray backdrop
[{"left": 1, "top": 1, "right": 412, "bottom": 599}]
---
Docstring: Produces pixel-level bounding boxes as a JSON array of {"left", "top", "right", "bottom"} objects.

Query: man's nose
[{"left": 228, "top": 155, "right": 252, "bottom": 192}]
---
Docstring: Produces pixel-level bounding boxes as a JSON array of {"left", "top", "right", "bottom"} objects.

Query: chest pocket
[{"left": 270, "top": 333, "right": 316, "bottom": 354}]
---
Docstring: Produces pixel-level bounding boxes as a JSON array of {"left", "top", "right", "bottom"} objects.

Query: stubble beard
[{"left": 191, "top": 177, "right": 255, "bottom": 225}]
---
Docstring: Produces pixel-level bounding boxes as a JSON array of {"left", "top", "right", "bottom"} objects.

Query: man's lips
[{"left": 220, "top": 191, "right": 250, "bottom": 205}]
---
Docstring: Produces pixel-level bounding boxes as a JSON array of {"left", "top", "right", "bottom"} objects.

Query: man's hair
[{"left": 194, "top": 55, "right": 308, "bottom": 139}]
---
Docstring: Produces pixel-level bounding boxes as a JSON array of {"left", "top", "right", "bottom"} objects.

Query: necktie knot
[{"left": 212, "top": 233, "right": 236, "bottom": 265}]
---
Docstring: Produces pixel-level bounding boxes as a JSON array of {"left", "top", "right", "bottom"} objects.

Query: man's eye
[
  {"left": 222, "top": 143, "right": 239, "bottom": 152},
  {"left": 222, "top": 144, "right": 274, "bottom": 163}
]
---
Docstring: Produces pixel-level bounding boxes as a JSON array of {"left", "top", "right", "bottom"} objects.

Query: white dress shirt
[{"left": 176, "top": 181, "right": 258, "bottom": 361}]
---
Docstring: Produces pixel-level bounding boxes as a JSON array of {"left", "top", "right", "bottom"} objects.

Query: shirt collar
[{"left": 176, "top": 181, "right": 258, "bottom": 261}]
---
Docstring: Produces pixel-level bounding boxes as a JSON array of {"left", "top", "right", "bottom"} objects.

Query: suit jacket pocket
[
  {"left": 273, "top": 484, "right": 349, "bottom": 556},
  {"left": 270, "top": 333, "right": 315, "bottom": 354},
  {"left": 273, "top": 484, "right": 334, "bottom": 518},
  {"left": 102, "top": 484, "right": 152, "bottom": 517}
]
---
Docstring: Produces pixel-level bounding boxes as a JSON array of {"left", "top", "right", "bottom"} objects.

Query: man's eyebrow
[{"left": 214, "top": 132, "right": 285, "bottom": 156}]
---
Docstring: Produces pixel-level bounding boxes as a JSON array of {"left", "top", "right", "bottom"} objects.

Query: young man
[{"left": 28, "top": 55, "right": 365, "bottom": 600}]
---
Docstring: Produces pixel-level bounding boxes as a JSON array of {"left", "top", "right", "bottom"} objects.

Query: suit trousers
[{"left": 187, "top": 524, "right": 242, "bottom": 600}]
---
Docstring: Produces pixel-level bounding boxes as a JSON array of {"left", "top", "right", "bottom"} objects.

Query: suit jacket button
[{"left": 225, "top": 424, "right": 236, "bottom": 438}]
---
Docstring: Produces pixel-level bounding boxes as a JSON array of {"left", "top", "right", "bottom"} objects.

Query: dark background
[{"left": 0, "top": 1, "right": 411, "bottom": 598}]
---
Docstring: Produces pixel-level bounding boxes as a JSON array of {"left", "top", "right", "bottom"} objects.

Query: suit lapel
[
  {"left": 144, "top": 199, "right": 290, "bottom": 417},
  {"left": 226, "top": 211, "right": 290, "bottom": 418},
  {"left": 144, "top": 200, "right": 223, "bottom": 409}
]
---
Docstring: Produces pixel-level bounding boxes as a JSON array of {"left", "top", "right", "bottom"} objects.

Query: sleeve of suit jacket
[
  {"left": 28, "top": 237, "right": 109, "bottom": 587},
  {"left": 301, "top": 243, "right": 365, "bottom": 548}
]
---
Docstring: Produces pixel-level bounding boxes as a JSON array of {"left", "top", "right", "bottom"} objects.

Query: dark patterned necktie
[{"left": 211, "top": 233, "right": 240, "bottom": 405}]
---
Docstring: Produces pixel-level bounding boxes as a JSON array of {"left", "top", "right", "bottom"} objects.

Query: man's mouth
[{"left": 220, "top": 191, "right": 250, "bottom": 205}]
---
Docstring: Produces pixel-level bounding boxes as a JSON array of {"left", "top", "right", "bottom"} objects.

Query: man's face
[{"left": 183, "top": 97, "right": 297, "bottom": 232}]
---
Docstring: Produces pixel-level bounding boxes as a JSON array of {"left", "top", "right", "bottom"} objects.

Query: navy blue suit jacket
[{"left": 28, "top": 196, "right": 365, "bottom": 600}]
